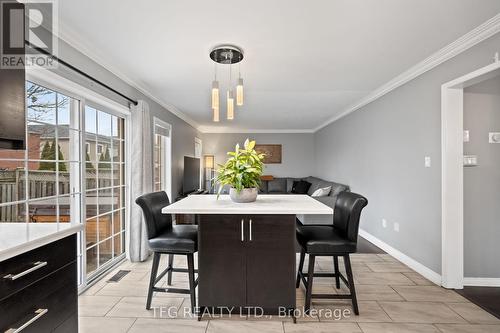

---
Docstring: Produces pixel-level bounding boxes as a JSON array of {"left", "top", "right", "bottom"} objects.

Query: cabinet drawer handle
[
  {"left": 3, "top": 261, "right": 48, "bottom": 281},
  {"left": 249, "top": 219, "right": 252, "bottom": 241},
  {"left": 241, "top": 219, "right": 244, "bottom": 241},
  {"left": 5, "top": 308, "right": 48, "bottom": 333}
]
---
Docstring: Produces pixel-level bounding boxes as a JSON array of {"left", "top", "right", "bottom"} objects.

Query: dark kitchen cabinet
[
  {"left": 245, "top": 215, "right": 295, "bottom": 311},
  {"left": 198, "top": 214, "right": 296, "bottom": 315},
  {"left": 0, "top": 234, "right": 78, "bottom": 332}
]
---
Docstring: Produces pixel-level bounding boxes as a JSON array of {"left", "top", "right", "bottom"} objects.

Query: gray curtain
[{"left": 127, "top": 100, "right": 152, "bottom": 262}]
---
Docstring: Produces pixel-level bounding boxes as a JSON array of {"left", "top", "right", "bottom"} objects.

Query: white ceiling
[{"left": 57, "top": 0, "right": 500, "bottom": 132}]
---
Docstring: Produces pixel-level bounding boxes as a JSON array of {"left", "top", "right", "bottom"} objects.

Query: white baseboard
[
  {"left": 359, "top": 229, "right": 442, "bottom": 286},
  {"left": 463, "top": 277, "right": 500, "bottom": 287}
]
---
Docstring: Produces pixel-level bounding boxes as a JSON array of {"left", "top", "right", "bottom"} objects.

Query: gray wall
[
  {"left": 50, "top": 39, "right": 201, "bottom": 199},
  {"left": 202, "top": 133, "right": 315, "bottom": 177},
  {"left": 464, "top": 76, "right": 500, "bottom": 278},
  {"left": 314, "top": 33, "right": 500, "bottom": 274}
]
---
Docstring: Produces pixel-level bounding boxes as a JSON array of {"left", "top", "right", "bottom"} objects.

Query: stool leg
[
  {"left": 333, "top": 256, "right": 341, "bottom": 289},
  {"left": 304, "top": 254, "right": 315, "bottom": 314},
  {"left": 296, "top": 249, "right": 305, "bottom": 288},
  {"left": 146, "top": 252, "right": 161, "bottom": 310},
  {"left": 344, "top": 254, "right": 359, "bottom": 315},
  {"left": 187, "top": 253, "right": 196, "bottom": 315},
  {"left": 167, "top": 254, "right": 174, "bottom": 285}
]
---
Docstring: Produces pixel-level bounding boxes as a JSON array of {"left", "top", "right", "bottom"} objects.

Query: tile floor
[{"left": 78, "top": 253, "right": 500, "bottom": 333}]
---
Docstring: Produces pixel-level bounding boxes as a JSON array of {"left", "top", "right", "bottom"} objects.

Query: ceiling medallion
[{"left": 210, "top": 45, "right": 244, "bottom": 122}]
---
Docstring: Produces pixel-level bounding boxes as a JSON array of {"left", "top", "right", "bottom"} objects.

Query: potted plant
[{"left": 215, "top": 139, "right": 265, "bottom": 203}]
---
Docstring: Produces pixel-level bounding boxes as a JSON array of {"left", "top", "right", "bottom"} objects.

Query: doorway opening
[{"left": 441, "top": 58, "right": 500, "bottom": 289}]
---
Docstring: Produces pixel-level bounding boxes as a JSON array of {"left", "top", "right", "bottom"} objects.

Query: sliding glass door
[{"left": 84, "top": 105, "right": 126, "bottom": 278}]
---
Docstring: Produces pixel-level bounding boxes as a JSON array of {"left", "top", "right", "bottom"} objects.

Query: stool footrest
[{"left": 153, "top": 287, "right": 192, "bottom": 294}]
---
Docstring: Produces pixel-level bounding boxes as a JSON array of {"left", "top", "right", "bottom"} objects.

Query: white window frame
[
  {"left": 153, "top": 117, "right": 172, "bottom": 201},
  {"left": 27, "top": 68, "right": 132, "bottom": 292}
]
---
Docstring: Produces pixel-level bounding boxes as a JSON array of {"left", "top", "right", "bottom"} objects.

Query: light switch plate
[
  {"left": 489, "top": 132, "right": 500, "bottom": 143},
  {"left": 394, "top": 222, "right": 400, "bottom": 232},
  {"left": 463, "top": 130, "right": 470, "bottom": 142},
  {"left": 464, "top": 155, "right": 478, "bottom": 167},
  {"left": 424, "top": 156, "right": 431, "bottom": 168}
]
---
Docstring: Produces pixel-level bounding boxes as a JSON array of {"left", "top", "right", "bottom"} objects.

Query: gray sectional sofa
[
  {"left": 218, "top": 176, "right": 349, "bottom": 225},
  {"left": 259, "top": 176, "right": 349, "bottom": 225}
]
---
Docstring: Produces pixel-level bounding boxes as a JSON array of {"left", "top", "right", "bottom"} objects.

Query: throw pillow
[
  {"left": 311, "top": 186, "right": 332, "bottom": 197},
  {"left": 291, "top": 180, "right": 311, "bottom": 194}
]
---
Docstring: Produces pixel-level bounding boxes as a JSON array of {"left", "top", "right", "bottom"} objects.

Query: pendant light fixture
[
  {"left": 227, "top": 64, "right": 234, "bottom": 120},
  {"left": 209, "top": 45, "right": 244, "bottom": 122},
  {"left": 237, "top": 63, "right": 244, "bottom": 106},
  {"left": 213, "top": 106, "right": 220, "bottom": 122},
  {"left": 211, "top": 64, "right": 219, "bottom": 110},
  {"left": 227, "top": 90, "right": 234, "bottom": 120}
]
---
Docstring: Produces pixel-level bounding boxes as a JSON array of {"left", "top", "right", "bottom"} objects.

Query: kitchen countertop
[
  {"left": 162, "top": 194, "right": 333, "bottom": 215},
  {"left": 0, "top": 223, "right": 83, "bottom": 262}
]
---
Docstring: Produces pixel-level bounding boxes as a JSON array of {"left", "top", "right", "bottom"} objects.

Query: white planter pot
[{"left": 229, "top": 187, "right": 258, "bottom": 203}]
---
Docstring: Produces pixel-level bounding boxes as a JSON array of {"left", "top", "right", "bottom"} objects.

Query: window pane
[
  {"left": 99, "top": 238, "right": 113, "bottom": 265},
  {"left": 27, "top": 83, "right": 56, "bottom": 124},
  {"left": 27, "top": 167, "right": 57, "bottom": 200},
  {"left": 112, "top": 187, "right": 124, "bottom": 210},
  {"left": 56, "top": 93, "right": 71, "bottom": 127},
  {"left": 85, "top": 190, "right": 98, "bottom": 219},
  {"left": 85, "top": 217, "right": 98, "bottom": 246},
  {"left": 0, "top": 161, "right": 25, "bottom": 204},
  {"left": 97, "top": 111, "right": 112, "bottom": 136},
  {"left": 112, "top": 164, "right": 122, "bottom": 188},
  {"left": 85, "top": 163, "right": 97, "bottom": 190},
  {"left": 86, "top": 246, "right": 97, "bottom": 275},
  {"left": 58, "top": 195, "right": 71, "bottom": 223},
  {"left": 111, "top": 139, "right": 123, "bottom": 162},
  {"left": 54, "top": 126, "right": 70, "bottom": 161},
  {"left": 28, "top": 122, "right": 56, "bottom": 160},
  {"left": 98, "top": 188, "right": 112, "bottom": 215},
  {"left": 0, "top": 203, "right": 26, "bottom": 223},
  {"left": 113, "top": 233, "right": 123, "bottom": 256},
  {"left": 97, "top": 165, "right": 112, "bottom": 188},
  {"left": 85, "top": 134, "right": 97, "bottom": 162},
  {"left": 28, "top": 197, "right": 57, "bottom": 223},
  {"left": 99, "top": 213, "right": 113, "bottom": 241},
  {"left": 65, "top": 162, "right": 80, "bottom": 195},
  {"left": 85, "top": 106, "right": 97, "bottom": 134},
  {"left": 112, "top": 209, "right": 123, "bottom": 235}
]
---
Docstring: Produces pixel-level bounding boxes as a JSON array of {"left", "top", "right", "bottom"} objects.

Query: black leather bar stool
[
  {"left": 296, "top": 192, "right": 368, "bottom": 315},
  {"left": 136, "top": 191, "right": 198, "bottom": 313}
]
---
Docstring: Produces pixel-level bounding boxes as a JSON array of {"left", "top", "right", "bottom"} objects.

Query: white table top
[{"left": 162, "top": 194, "right": 333, "bottom": 215}]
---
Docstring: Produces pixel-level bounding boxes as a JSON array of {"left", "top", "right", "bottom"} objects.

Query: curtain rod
[{"left": 25, "top": 40, "right": 139, "bottom": 106}]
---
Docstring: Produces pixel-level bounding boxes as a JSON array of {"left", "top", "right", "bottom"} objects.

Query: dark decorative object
[
  {"left": 255, "top": 144, "right": 282, "bottom": 164},
  {"left": 291, "top": 180, "right": 311, "bottom": 194}
]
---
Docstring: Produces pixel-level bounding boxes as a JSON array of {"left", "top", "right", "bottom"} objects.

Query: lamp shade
[{"left": 204, "top": 155, "right": 215, "bottom": 169}]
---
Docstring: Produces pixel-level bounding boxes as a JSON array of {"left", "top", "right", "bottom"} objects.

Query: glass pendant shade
[
  {"left": 211, "top": 80, "right": 219, "bottom": 110},
  {"left": 227, "top": 90, "right": 234, "bottom": 120},
  {"left": 236, "top": 78, "right": 244, "bottom": 106},
  {"left": 213, "top": 106, "right": 220, "bottom": 122}
]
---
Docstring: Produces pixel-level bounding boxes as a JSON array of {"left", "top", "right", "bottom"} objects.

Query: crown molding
[
  {"left": 55, "top": 24, "right": 200, "bottom": 130},
  {"left": 314, "top": 13, "right": 500, "bottom": 132},
  {"left": 198, "top": 127, "right": 315, "bottom": 134}
]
